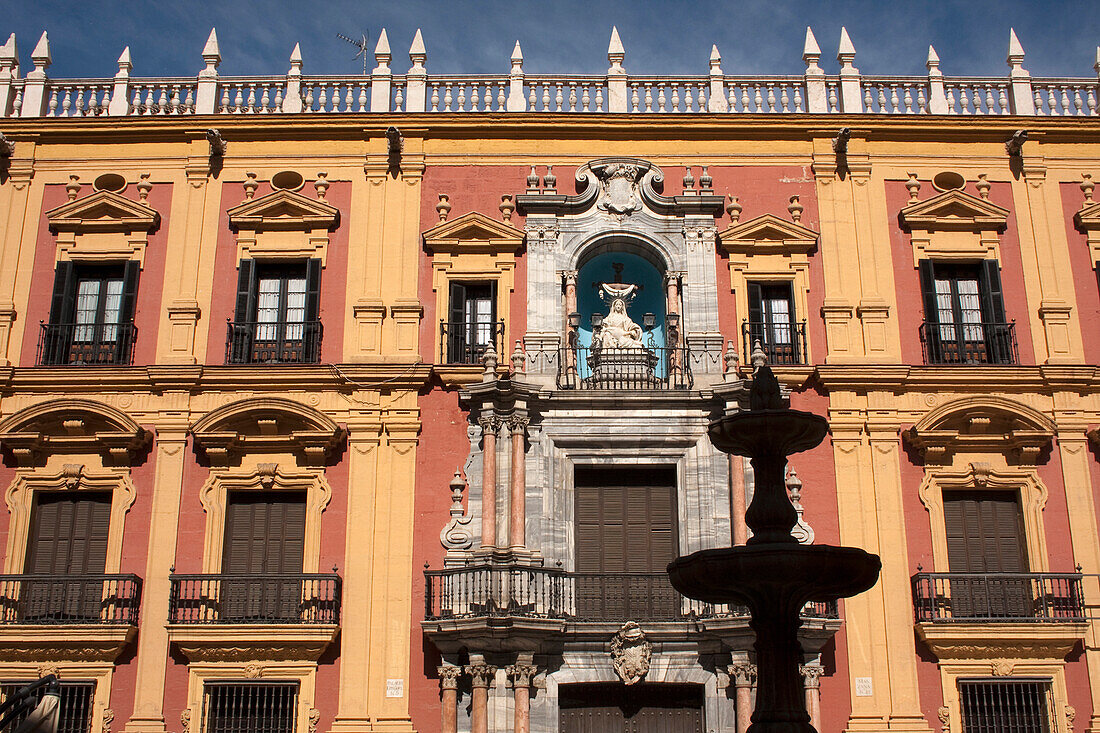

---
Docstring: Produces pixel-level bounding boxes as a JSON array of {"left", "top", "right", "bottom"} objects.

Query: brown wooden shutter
[
  {"left": 26, "top": 492, "right": 111, "bottom": 574},
  {"left": 943, "top": 490, "right": 1025, "bottom": 573},
  {"left": 222, "top": 492, "right": 306, "bottom": 574}
]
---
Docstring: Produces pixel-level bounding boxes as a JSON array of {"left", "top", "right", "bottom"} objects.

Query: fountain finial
[{"left": 750, "top": 364, "right": 783, "bottom": 411}]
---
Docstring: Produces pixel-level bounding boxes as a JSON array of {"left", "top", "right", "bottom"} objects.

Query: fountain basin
[
  {"left": 668, "top": 544, "right": 881, "bottom": 608},
  {"left": 709, "top": 410, "right": 830, "bottom": 458}
]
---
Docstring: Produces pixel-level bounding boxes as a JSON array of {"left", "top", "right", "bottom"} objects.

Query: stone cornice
[
  {"left": 0, "top": 625, "right": 136, "bottom": 662},
  {"left": 815, "top": 364, "right": 1100, "bottom": 392},
  {"left": 916, "top": 621, "right": 1087, "bottom": 661}
]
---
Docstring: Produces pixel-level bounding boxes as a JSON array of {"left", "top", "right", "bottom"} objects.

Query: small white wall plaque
[
  {"left": 855, "top": 677, "right": 873, "bottom": 697},
  {"left": 386, "top": 679, "right": 404, "bottom": 698}
]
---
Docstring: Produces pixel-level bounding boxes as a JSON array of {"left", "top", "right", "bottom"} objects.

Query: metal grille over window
[
  {"left": 203, "top": 683, "right": 299, "bottom": 733},
  {"left": 958, "top": 679, "right": 1053, "bottom": 733},
  {"left": 0, "top": 681, "right": 95, "bottom": 733}
]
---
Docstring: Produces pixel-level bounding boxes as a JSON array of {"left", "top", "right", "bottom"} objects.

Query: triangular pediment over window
[
  {"left": 227, "top": 189, "right": 340, "bottom": 232},
  {"left": 717, "top": 213, "right": 818, "bottom": 255},
  {"left": 1074, "top": 201, "right": 1100, "bottom": 232},
  {"left": 46, "top": 190, "right": 160, "bottom": 234},
  {"left": 423, "top": 212, "right": 524, "bottom": 255},
  {"left": 899, "top": 189, "right": 1008, "bottom": 233}
]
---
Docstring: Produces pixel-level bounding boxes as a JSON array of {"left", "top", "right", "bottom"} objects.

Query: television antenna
[{"left": 336, "top": 32, "right": 371, "bottom": 75}]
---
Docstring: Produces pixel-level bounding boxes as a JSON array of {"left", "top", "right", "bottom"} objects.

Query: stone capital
[
  {"left": 437, "top": 665, "right": 462, "bottom": 690},
  {"left": 799, "top": 664, "right": 824, "bottom": 688},
  {"left": 728, "top": 662, "right": 757, "bottom": 687},
  {"left": 465, "top": 663, "right": 497, "bottom": 688},
  {"left": 506, "top": 663, "right": 538, "bottom": 687}
]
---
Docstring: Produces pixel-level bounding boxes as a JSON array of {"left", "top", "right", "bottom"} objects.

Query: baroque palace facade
[{"left": 0, "top": 21, "right": 1099, "bottom": 733}]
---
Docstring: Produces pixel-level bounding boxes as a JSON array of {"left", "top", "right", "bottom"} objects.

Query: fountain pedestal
[{"left": 668, "top": 369, "right": 881, "bottom": 733}]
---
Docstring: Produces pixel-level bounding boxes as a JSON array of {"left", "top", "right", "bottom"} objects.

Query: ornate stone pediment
[
  {"left": 46, "top": 190, "right": 160, "bottom": 234},
  {"left": 0, "top": 399, "right": 151, "bottom": 467},
  {"left": 422, "top": 211, "right": 524, "bottom": 255},
  {"left": 190, "top": 397, "right": 344, "bottom": 466},
  {"left": 899, "top": 189, "right": 1009, "bottom": 233},
  {"left": 916, "top": 622, "right": 1087, "bottom": 661},
  {"left": 718, "top": 213, "right": 819, "bottom": 254},
  {"left": 904, "top": 396, "right": 1054, "bottom": 465},
  {"left": 227, "top": 189, "right": 339, "bottom": 232}
]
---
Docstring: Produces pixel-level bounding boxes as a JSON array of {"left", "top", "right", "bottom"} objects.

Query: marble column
[
  {"left": 437, "top": 665, "right": 462, "bottom": 733},
  {"left": 729, "top": 663, "right": 757, "bottom": 733},
  {"left": 665, "top": 271, "right": 681, "bottom": 331},
  {"left": 800, "top": 664, "right": 824, "bottom": 732},
  {"left": 563, "top": 270, "right": 578, "bottom": 377},
  {"left": 507, "top": 661, "right": 538, "bottom": 733},
  {"left": 466, "top": 662, "right": 497, "bottom": 733},
  {"left": 730, "top": 455, "right": 748, "bottom": 545},
  {"left": 509, "top": 416, "right": 529, "bottom": 549},
  {"left": 479, "top": 416, "right": 498, "bottom": 549}
]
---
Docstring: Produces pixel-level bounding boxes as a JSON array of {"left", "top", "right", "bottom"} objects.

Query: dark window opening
[
  {"left": 228, "top": 259, "right": 321, "bottom": 364},
  {"left": 443, "top": 281, "right": 500, "bottom": 364},
  {"left": 744, "top": 281, "right": 804, "bottom": 365},
  {"left": 39, "top": 261, "right": 138, "bottom": 365},
  {"left": 0, "top": 681, "right": 96, "bottom": 733},
  {"left": 219, "top": 492, "right": 306, "bottom": 623},
  {"left": 958, "top": 679, "right": 1052, "bottom": 733},
  {"left": 919, "top": 260, "right": 1016, "bottom": 364},
  {"left": 573, "top": 466, "right": 679, "bottom": 620},
  {"left": 203, "top": 683, "right": 298, "bottom": 733},
  {"left": 560, "top": 682, "right": 704, "bottom": 733}
]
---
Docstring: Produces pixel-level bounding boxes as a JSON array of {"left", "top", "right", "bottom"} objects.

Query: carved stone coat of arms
[{"left": 610, "top": 621, "right": 652, "bottom": 685}]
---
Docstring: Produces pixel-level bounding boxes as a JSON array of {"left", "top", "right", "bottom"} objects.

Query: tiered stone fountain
[{"left": 668, "top": 366, "right": 881, "bottom": 733}]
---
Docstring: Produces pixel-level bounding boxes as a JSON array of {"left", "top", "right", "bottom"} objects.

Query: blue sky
[{"left": 4, "top": 1, "right": 1099, "bottom": 80}]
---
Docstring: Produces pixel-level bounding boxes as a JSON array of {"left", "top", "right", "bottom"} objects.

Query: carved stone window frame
[
  {"left": 905, "top": 395, "right": 1056, "bottom": 573},
  {"left": 46, "top": 190, "right": 160, "bottom": 267},
  {"left": 197, "top": 464, "right": 332, "bottom": 574},
  {"left": 898, "top": 188, "right": 1009, "bottom": 268},
  {"left": 1073, "top": 202, "right": 1100, "bottom": 269},
  {"left": 183, "top": 663, "right": 319, "bottom": 733},
  {"left": 227, "top": 188, "right": 340, "bottom": 266},
  {"left": 423, "top": 212, "right": 522, "bottom": 366},
  {"left": 0, "top": 399, "right": 150, "bottom": 575},
  {"left": 937, "top": 664, "right": 1070, "bottom": 733},
  {"left": 717, "top": 213, "right": 819, "bottom": 362},
  {"left": 0, "top": 663, "right": 116, "bottom": 733}
]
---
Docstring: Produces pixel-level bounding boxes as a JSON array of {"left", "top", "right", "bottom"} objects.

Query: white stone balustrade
[{"left": 1, "top": 26, "right": 1097, "bottom": 118}]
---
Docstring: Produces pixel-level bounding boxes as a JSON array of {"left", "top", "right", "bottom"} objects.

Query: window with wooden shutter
[
  {"left": 228, "top": 259, "right": 322, "bottom": 364},
  {"left": 221, "top": 491, "right": 306, "bottom": 622},
  {"left": 745, "top": 281, "right": 800, "bottom": 364},
  {"left": 918, "top": 260, "right": 1013, "bottom": 364},
  {"left": 444, "top": 281, "right": 497, "bottom": 364},
  {"left": 943, "top": 490, "right": 1031, "bottom": 619},
  {"left": 574, "top": 466, "right": 678, "bottom": 620},
  {"left": 23, "top": 492, "right": 111, "bottom": 621},
  {"left": 41, "top": 262, "right": 138, "bottom": 365}
]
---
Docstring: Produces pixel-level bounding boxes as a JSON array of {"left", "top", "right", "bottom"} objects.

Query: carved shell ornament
[{"left": 610, "top": 621, "right": 652, "bottom": 685}]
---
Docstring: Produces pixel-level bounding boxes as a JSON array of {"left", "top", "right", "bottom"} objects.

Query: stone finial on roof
[
  {"left": 1007, "top": 28, "right": 1027, "bottom": 77},
  {"left": 608, "top": 26, "right": 625, "bottom": 75},
  {"left": 201, "top": 28, "right": 220, "bottom": 72},
  {"left": 926, "top": 45, "right": 941, "bottom": 76},
  {"left": 30, "top": 31, "right": 50, "bottom": 75},
  {"left": 116, "top": 47, "right": 132, "bottom": 78},
  {"left": 409, "top": 29, "right": 426, "bottom": 73},
  {"left": 1094, "top": 46, "right": 1099, "bottom": 78},
  {"left": 510, "top": 41, "right": 523, "bottom": 74},
  {"left": 837, "top": 27, "right": 856, "bottom": 73},
  {"left": 709, "top": 45, "right": 722, "bottom": 75},
  {"left": 289, "top": 43, "right": 303, "bottom": 74},
  {"left": 374, "top": 28, "right": 391, "bottom": 73},
  {"left": 0, "top": 34, "right": 17, "bottom": 71},
  {"left": 802, "top": 27, "right": 822, "bottom": 74}
]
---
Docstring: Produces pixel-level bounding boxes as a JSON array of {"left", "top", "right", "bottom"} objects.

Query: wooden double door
[{"left": 560, "top": 684, "right": 703, "bottom": 733}]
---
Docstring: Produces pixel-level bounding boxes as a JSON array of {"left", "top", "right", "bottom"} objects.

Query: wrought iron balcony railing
[
  {"left": 0, "top": 574, "right": 141, "bottom": 624},
  {"left": 556, "top": 345, "right": 692, "bottom": 390},
  {"left": 912, "top": 572, "right": 1084, "bottom": 623},
  {"left": 168, "top": 573, "right": 341, "bottom": 624},
  {"left": 918, "top": 321, "right": 1018, "bottom": 365},
  {"left": 439, "top": 320, "right": 505, "bottom": 364},
  {"left": 424, "top": 565, "right": 838, "bottom": 623},
  {"left": 741, "top": 321, "right": 807, "bottom": 366},
  {"left": 225, "top": 320, "right": 322, "bottom": 364},
  {"left": 37, "top": 322, "right": 136, "bottom": 366}
]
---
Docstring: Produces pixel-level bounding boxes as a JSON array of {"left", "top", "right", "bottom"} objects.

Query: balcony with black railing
[
  {"left": 168, "top": 573, "right": 341, "bottom": 624},
  {"left": 556, "top": 346, "right": 693, "bottom": 390},
  {"left": 918, "top": 321, "right": 1017, "bottom": 365},
  {"left": 0, "top": 574, "right": 141, "bottom": 625},
  {"left": 741, "top": 321, "right": 807, "bottom": 366},
  {"left": 225, "top": 320, "right": 322, "bottom": 364},
  {"left": 424, "top": 565, "right": 838, "bottom": 623},
  {"left": 37, "top": 322, "right": 136, "bottom": 365},
  {"left": 912, "top": 572, "right": 1084, "bottom": 623},
  {"left": 439, "top": 320, "right": 505, "bottom": 364}
]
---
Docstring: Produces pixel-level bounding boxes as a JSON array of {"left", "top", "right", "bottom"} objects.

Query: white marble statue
[{"left": 598, "top": 297, "right": 645, "bottom": 349}]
